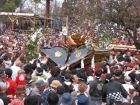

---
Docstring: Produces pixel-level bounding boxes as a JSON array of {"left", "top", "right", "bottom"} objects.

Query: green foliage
[
  {"left": 2, "top": 1, "right": 16, "bottom": 12},
  {"left": 25, "top": 31, "right": 43, "bottom": 62},
  {"left": 95, "top": 41, "right": 101, "bottom": 48},
  {"left": 72, "top": 29, "right": 77, "bottom": 33},
  {"left": 15, "top": 0, "right": 22, "bottom": 7},
  {"left": 102, "top": 31, "right": 112, "bottom": 43},
  {"left": 42, "top": 30, "right": 50, "bottom": 34},
  {"left": 95, "top": 31, "right": 112, "bottom": 49},
  {"left": 0, "top": 0, "right": 22, "bottom": 12},
  {"left": 97, "top": 0, "right": 140, "bottom": 49}
]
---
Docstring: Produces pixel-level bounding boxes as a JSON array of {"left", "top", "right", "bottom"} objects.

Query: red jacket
[
  {"left": 4, "top": 78, "right": 17, "bottom": 96},
  {"left": 15, "top": 73, "right": 27, "bottom": 86}
]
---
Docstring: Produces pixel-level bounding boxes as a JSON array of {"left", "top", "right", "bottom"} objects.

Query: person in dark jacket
[
  {"left": 24, "top": 95, "right": 42, "bottom": 105},
  {"left": 0, "top": 68, "right": 5, "bottom": 82},
  {"left": 48, "top": 67, "right": 61, "bottom": 85},
  {"left": 62, "top": 73, "right": 74, "bottom": 93},
  {"left": 89, "top": 70, "right": 104, "bottom": 105},
  {"left": 102, "top": 73, "right": 128, "bottom": 105},
  {"left": 114, "top": 70, "right": 125, "bottom": 84},
  {"left": 116, "top": 50, "right": 124, "bottom": 63},
  {"left": 0, "top": 82, "right": 10, "bottom": 105},
  {"left": 47, "top": 92, "right": 59, "bottom": 105},
  {"left": 42, "top": 80, "right": 62, "bottom": 105}
]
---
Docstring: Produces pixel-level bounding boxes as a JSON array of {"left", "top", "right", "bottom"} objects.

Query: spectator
[
  {"left": 48, "top": 67, "right": 61, "bottom": 85},
  {"left": 0, "top": 68, "right": 6, "bottom": 82},
  {"left": 0, "top": 82, "right": 10, "bottom": 105},
  {"left": 62, "top": 73, "right": 74, "bottom": 93},
  {"left": 15, "top": 63, "right": 33, "bottom": 86},
  {"left": 102, "top": 74, "right": 128, "bottom": 105},
  {"left": 108, "top": 50, "right": 116, "bottom": 65},
  {"left": 30, "top": 79, "right": 46, "bottom": 96},
  {"left": 116, "top": 50, "right": 124, "bottom": 63},
  {"left": 24, "top": 95, "right": 41, "bottom": 105},
  {"left": 46, "top": 92, "right": 59, "bottom": 105},
  {"left": 77, "top": 82, "right": 90, "bottom": 105},
  {"left": 32, "top": 67, "right": 47, "bottom": 84},
  {"left": 131, "top": 96, "right": 140, "bottom": 105},
  {"left": 122, "top": 76, "right": 135, "bottom": 103},
  {"left": 89, "top": 70, "right": 104, "bottom": 105},
  {"left": 3, "top": 53, "right": 12, "bottom": 68},
  {"left": 4, "top": 68, "right": 17, "bottom": 96},
  {"left": 9, "top": 85, "right": 25, "bottom": 105},
  {"left": 25, "top": 74, "right": 34, "bottom": 89},
  {"left": 57, "top": 86, "right": 65, "bottom": 98},
  {"left": 86, "top": 69, "right": 94, "bottom": 83},
  {"left": 114, "top": 70, "right": 125, "bottom": 84},
  {"left": 134, "top": 75, "right": 140, "bottom": 94},
  {"left": 70, "top": 75, "right": 79, "bottom": 92},
  {"left": 42, "top": 80, "right": 62, "bottom": 105},
  {"left": 10, "top": 58, "right": 24, "bottom": 80},
  {"left": 60, "top": 93, "right": 74, "bottom": 105}
]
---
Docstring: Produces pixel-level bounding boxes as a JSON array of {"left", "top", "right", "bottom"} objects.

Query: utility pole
[
  {"left": 46, "top": 0, "right": 50, "bottom": 26},
  {"left": 34, "top": 2, "right": 37, "bottom": 32},
  {"left": 54, "top": 0, "right": 57, "bottom": 27}
]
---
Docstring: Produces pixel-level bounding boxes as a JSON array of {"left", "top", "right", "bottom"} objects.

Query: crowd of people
[{"left": 0, "top": 26, "right": 140, "bottom": 105}]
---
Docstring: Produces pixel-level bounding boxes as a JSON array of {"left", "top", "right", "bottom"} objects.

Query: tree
[
  {"left": 62, "top": 0, "right": 99, "bottom": 27},
  {"left": 96, "top": 0, "right": 140, "bottom": 50},
  {"left": 0, "top": 0, "right": 22, "bottom": 12}
]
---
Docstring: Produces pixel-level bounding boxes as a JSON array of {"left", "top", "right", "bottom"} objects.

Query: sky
[
  {"left": 24, "top": 0, "right": 64, "bottom": 8},
  {"left": 58, "top": 0, "right": 64, "bottom": 5},
  {"left": 15, "top": 0, "right": 64, "bottom": 13}
]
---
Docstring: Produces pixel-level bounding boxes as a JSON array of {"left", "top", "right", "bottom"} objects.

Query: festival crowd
[{"left": 0, "top": 26, "right": 140, "bottom": 105}]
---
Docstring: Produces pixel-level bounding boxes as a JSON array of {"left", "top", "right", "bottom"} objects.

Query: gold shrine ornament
[
  {"left": 76, "top": 52, "right": 82, "bottom": 58},
  {"left": 55, "top": 51, "right": 62, "bottom": 57}
]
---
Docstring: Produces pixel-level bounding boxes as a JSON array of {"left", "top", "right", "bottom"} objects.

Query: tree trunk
[
  {"left": 127, "top": 29, "right": 140, "bottom": 50},
  {"left": 46, "top": 0, "right": 50, "bottom": 25}
]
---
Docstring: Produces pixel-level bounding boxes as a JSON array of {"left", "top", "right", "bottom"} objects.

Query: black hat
[
  {"left": 36, "top": 67, "right": 43, "bottom": 76},
  {"left": 41, "top": 64, "right": 49, "bottom": 72},
  {"left": 60, "top": 70, "right": 66, "bottom": 78},
  {"left": 105, "top": 73, "right": 113, "bottom": 83}
]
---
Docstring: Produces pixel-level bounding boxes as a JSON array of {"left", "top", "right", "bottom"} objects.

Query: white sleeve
[
  {"left": 114, "top": 56, "right": 118, "bottom": 64},
  {"left": 91, "top": 56, "right": 95, "bottom": 70},
  {"left": 81, "top": 59, "right": 84, "bottom": 68},
  {"left": 60, "top": 66, "right": 66, "bottom": 70},
  {"left": 107, "top": 68, "right": 111, "bottom": 74}
]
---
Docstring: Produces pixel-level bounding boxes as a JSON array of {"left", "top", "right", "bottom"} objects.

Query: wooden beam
[{"left": 51, "top": 14, "right": 75, "bottom": 18}]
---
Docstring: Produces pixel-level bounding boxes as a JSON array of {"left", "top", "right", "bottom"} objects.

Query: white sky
[
  {"left": 21, "top": 0, "right": 64, "bottom": 11},
  {"left": 23, "top": 0, "right": 64, "bottom": 8},
  {"left": 57, "top": 0, "right": 64, "bottom": 4}
]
